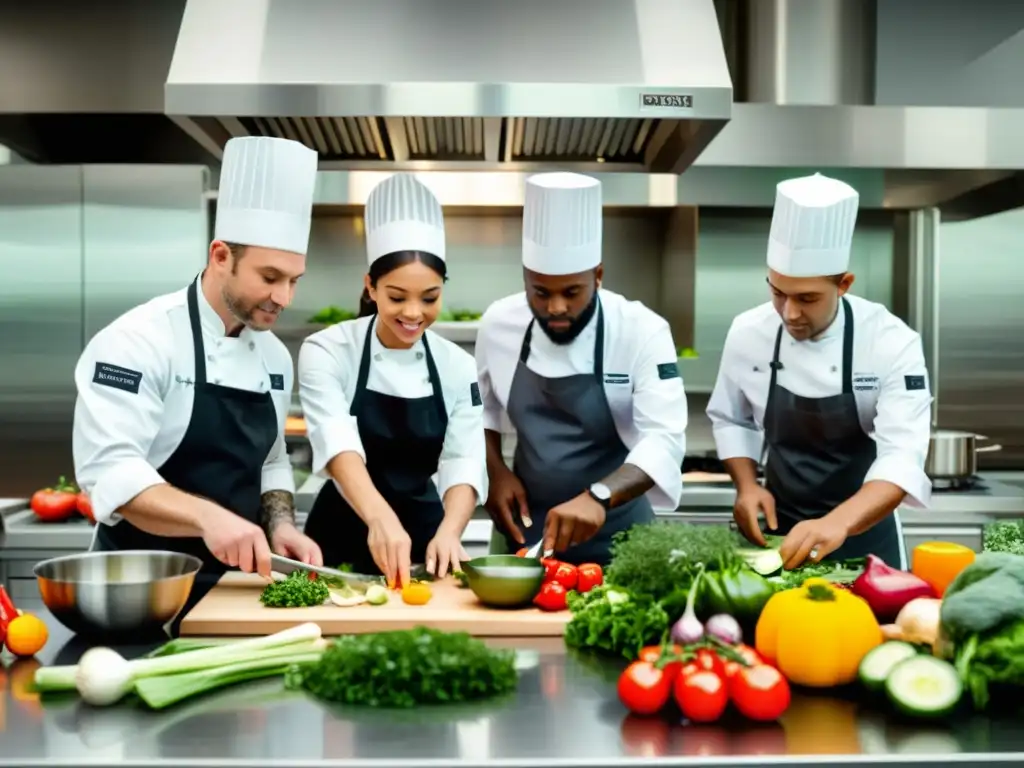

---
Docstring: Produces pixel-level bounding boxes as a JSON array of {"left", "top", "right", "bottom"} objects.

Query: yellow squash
[{"left": 755, "top": 578, "right": 882, "bottom": 687}]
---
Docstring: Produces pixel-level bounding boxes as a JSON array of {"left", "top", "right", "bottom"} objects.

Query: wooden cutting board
[{"left": 179, "top": 572, "right": 572, "bottom": 637}]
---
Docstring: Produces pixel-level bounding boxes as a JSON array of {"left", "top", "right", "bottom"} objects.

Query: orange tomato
[
  {"left": 5, "top": 613, "right": 48, "bottom": 657},
  {"left": 401, "top": 580, "right": 432, "bottom": 605}
]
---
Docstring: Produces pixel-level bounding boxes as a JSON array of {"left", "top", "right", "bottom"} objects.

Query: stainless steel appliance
[{"left": 926, "top": 430, "right": 1003, "bottom": 485}]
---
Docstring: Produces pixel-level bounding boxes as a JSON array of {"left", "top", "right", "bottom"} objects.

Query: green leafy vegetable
[
  {"left": 285, "top": 627, "right": 518, "bottom": 708},
  {"left": 259, "top": 571, "right": 329, "bottom": 607},
  {"left": 308, "top": 306, "right": 356, "bottom": 325},
  {"left": 983, "top": 521, "right": 1024, "bottom": 555},
  {"left": 563, "top": 584, "right": 669, "bottom": 660}
]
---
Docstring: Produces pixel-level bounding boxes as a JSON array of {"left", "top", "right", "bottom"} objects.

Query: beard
[
  {"left": 535, "top": 291, "right": 598, "bottom": 345},
  {"left": 222, "top": 285, "right": 281, "bottom": 332}
]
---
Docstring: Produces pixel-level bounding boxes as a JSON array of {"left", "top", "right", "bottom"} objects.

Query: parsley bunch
[{"left": 259, "top": 571, "right": 329, "bottom": 607}]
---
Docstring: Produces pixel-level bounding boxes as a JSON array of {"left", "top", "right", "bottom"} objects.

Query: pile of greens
[
  {"left": 260, "top": 572, "right": 329, "bottom": 607},
  {"left": 982, "top": 521, "right": 1024, "bottom": 555},
  {"left": 939, "top": 552, "right": 1024, "bottom": 710},
  {"left": 286, "top": 627, "right": 518, "bottom": 708},
  {"left": 563, "top": 585, "right": 669, "bottom": 659}
]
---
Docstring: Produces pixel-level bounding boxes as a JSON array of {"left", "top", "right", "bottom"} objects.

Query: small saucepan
[{"left": 925, "top": 430, "right": 1002, "bottom": 480}]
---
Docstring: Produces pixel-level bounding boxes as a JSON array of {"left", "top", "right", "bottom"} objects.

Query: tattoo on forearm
[
  {"left": 259, "top": 490, "right": 296, "bottom": 536},
  {"left": 601, "top": 464, "right": 655, "bottom": 509}
]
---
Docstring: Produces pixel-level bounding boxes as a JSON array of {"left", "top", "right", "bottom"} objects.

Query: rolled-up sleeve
[
  {"left": 474, "top": 320, "right": 504, "bottom": 432},
  {"left": 863, "top": 333, "right": 933, "bottom": 507},
  {"left": 707, "top": 322, "right": 764, "bottom": 462},
  {"left": 261, "top": 356, "right": 296, "bottom": 496},
  {"left": 437, "top": 358, "right": 489, "bottom": 505},
  {"left": 72, "top": 326, "right": 168, "bottom": 526},
  {"left": 298, "top": 335, "right": 365, "bottom": 474},
  {"left": 625, "top": 322, "right": 688, "bottom": 509}
]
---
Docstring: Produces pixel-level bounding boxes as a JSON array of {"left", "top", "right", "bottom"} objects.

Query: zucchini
[
  {"left": 858, "top": 641, "right": 918, "bottom": 691},
  {"left": 884, "top": 655, "right": 962, "bottom": 718},
  {"left": 737, "top": 547, "right": 784, "bottom": 576}
]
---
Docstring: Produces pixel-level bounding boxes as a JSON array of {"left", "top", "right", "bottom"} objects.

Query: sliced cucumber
[
  {"left": 885, "top": 655, "right": 962, "bottom": 719},
  {"left": 737, "top": 547, "right": 784, "bottom": 576},
  {"left": 858, "top": 641, "right": 919, "bottom": 692}
]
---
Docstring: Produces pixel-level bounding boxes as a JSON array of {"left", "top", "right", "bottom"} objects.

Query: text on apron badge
[{"left": 853, "top": 373, "right": 880, "bottom": 392}]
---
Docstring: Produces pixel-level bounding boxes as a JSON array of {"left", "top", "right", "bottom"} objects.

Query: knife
[{"left": 270, "top": 555, "right": 383, "bottom": 592}]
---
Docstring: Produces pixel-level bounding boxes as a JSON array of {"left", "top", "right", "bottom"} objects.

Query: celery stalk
[{"left": 134, "top": 652, "right": 323, "bottom": 710}]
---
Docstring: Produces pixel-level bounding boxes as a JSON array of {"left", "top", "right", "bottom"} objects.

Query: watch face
[{"left": 590, "top": 483, "right": 611, "bottom": 501}]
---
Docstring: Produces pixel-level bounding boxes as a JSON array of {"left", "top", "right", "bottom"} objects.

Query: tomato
[
  {"left": 576, "top": 563, "right": 603, "bottom": 593},
  {"left": 75, "top": 492, "right": 95, "bottom": 523},
  {"left": 638, "top": 644, "right": 684, "bottom": 683},
  {"left": 541, "top": 558, "right": 561, "bottom": 581},
  {"left": 549, "top": 562, "right": 578, "bottom": 590},
  {"left": 673, "top": 670, "right": 728, "bottom": 723},
  {"left": 30, "top": 477, "right": 79, "bottom": 522},
  {"left": 533, "top": 581, "right": 568, "bottom": 611},
  {"left": 400, "top": 581, "right": 432, "bottom": 605},
  {"left": 723, "top": 644, "right": 763, "bottom": 680},
  {"left": 681, "top": 648, "right": 725, "bottom": 680},
  {"left": 617, "top": 660, "right": 672, "bottom": 715},
  {"left": 516, "top": 548, "right": 529, "bottom": 557},
  {"left": 729, "top": 664, "right": 791, "bottom": 722}
]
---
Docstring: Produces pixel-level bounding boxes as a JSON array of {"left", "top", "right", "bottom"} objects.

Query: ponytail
[{"left": 358, "top": 287, "right": 378, "bottom": 317}]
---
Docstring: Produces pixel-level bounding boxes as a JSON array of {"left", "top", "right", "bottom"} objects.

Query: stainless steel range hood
[{"left": 165, "top": 0, "right": 733, "bottom": 173}]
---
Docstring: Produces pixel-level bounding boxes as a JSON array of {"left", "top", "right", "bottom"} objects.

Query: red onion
[
  {"left": 704, "top": 613, "right": 743, "bottom": 645},
  {"left": 851, "top": 554, "right": 936, "bottom": 624}
]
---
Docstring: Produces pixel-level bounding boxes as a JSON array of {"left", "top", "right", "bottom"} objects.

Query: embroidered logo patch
[
  {"left": 657, "top": 362, "right": 681, "bottom": 381},
  {"left": 470, "top": 382, "right": 482, "bottom": 407},
  {"left": 904, "top": 374, "right": 926, "bottom": 391},
  {"left": 269, "top": 374, "right": 285, "bottom": 391},
  {"left": 93, "top": 362, "right": 142, "bottom": 394}
]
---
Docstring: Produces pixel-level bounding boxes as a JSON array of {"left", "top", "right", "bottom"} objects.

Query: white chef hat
[
  {"left": 522, "top": 172, "right": 602, "bottom": 276},
  {"left": 766, "top": 173, "right": 860, "bottom": 277},
  {"left": 214, "top": 136, "right": 319, "bottom": 256},
  {"left": 364, "top": 173, "right": 445, "bottom": 266}
]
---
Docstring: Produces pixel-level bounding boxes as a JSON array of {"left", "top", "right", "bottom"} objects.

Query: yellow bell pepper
[
  {"left": 755, "top": 578, "right": 883, "bottom": 688},
  {"left": 911, "top": 541, "right": 975, "bottom": 596}
]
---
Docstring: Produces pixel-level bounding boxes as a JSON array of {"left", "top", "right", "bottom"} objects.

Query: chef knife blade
[{"left": 270, "top": 554, "right": 382, "bottom": 592}]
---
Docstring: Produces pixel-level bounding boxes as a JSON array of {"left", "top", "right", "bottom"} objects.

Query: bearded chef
[
  {"left": 72, "top": 136, "right": 323, "bottom": 623},
  {"left": 475, "top": 172, "right": 688, "bottom": 566},
  {"left": 706, "top": 173, "right": 933, "bottom": 571}
]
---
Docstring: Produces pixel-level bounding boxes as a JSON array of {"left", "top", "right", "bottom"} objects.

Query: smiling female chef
[
  {"left": 299, "top": 173, "right": 486, "bottom": 587},
  {"left": 706, "top": 173, "right": 933, "bottom": 571}
]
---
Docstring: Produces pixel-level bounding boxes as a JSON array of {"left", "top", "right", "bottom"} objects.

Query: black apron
[
  {"left": 93, "top": 278, "right": 280, "bottom": 633},
  {"left": 501, "top": 299, "right": 653, "bottom": 567},
  {"left": 763, "top": 297, "right": 904, "bottom": 568},
  {"left": 303, "top": 317, "right": 448, "bottom": 574}
]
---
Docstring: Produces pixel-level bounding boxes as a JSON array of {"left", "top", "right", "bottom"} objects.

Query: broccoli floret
[{"left": 941, "top": 552, "right": 1024, "bottom": 640}]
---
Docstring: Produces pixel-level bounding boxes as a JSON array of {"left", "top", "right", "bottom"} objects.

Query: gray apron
[
  {"left": 496, "top": 298, "right": 653, "bottom": 566},
  {"left": 763, "top": 297, "right": 904, "bottom": 568}
]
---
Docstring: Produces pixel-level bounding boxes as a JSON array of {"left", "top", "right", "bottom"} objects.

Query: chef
[
  {"left": 72, "top": 135, "right": 323, "bottom": 621},
  {"left": 475, "top": 172, "right": 688, "bottom": 566},
  {"left": 706, "top": 173, "right": 933, "bottom": 570},
  {"left": 299, "top": 173, "right": 486, "bottom": 588}
]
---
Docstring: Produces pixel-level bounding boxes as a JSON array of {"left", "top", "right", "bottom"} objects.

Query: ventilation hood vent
[{"left": 165, "top": 0, "right": 733, "bottom": 173}]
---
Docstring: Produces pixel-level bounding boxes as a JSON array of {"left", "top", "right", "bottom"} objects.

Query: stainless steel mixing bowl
[
  {"left": 34, "top": 550, "right": 202, "bottom": 638},
  {"left": 462, "top": 555, "right": 545, "bottom": 608}
]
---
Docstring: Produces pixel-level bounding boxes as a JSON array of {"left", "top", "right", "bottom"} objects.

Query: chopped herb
[
  {"left": 983, "top": 521, "right": 1024, "bottom": 555},
  {"left": 259, "top": 571, "right": 329, "bottom": 607},
  {"left": 563, "top": 584, "right": 669, "bottom": 660}
]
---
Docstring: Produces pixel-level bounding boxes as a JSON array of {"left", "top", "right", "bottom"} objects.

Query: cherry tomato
[
  {"left": 638, "top": 644, "right": 684, "bottom": 683},
  {"left": 729, "top": 664, "right": 791, "bottom": 722},
  {"left": 76, "top": 491, "right": 95, "bottom": 524},
  {"left": 533, "top": 581, "right": 568, "bottom": 611},
  {"left": 673, "top": 670, "right": 728, "bottom": 723},
  {"left": 681, "top": 648, "right": 725, "bottom": 680},
  {"left": 618, "top": 660, "right": 672, "bottom": 716},
  {"left": 723, "top": 644, "right": 763, "bottom": 680},
  {"left": 541, "top": 558, "right": 561, "bottom": 581},
  {"left": 549, "top": 562, "right": 578, "bottom": 590},
  {"left": 30, "top": 477, "right": 79, "bottom": 522},
  {"left": 576, "top": 563, "right": 604, "bottom": 593}
]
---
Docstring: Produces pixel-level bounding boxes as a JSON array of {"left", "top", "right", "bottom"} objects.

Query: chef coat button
[
  {"left": 260, "top": 381, "right": 266, "bottom": 390},
  {"left": 207, "top": 354, "right": 214, "bottom": 362},
  {"left": 249, "top": 341, "right": 255, "bottom": 351},
  {"left": 416, "top": 352, "right": 424, "bottom": 360},
  {"left": 214, "top": 378, "right": 221, "bottom": 384},
  {"left": 374, "top": 353, "right": 383, "bottom": 362},
  {"left": 831, "top": 365, "right": 838, "bottom": 373}
]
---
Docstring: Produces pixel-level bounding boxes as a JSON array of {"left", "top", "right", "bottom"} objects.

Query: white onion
[{"left": 704, "top": 613, "right": 743, "bottom": 645}]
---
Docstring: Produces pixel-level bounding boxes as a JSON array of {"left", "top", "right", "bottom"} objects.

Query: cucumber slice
[
  {"left": 737, "top": 547, "right": 784, "bottom": 576},
  {"left": 884, "top": 656, "right": 962, "bottom": 718},
  {"left": 858, "top": 641, "right": 918, "bottom": 691}
]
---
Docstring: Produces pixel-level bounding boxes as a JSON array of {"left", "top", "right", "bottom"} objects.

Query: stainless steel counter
[{"left": 3, "top": 599, "right": 1024, "bottom": 768}]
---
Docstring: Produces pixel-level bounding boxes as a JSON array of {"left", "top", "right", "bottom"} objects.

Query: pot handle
[{"left": 976, "top": 444, "right": 1003, "bottom": 453}]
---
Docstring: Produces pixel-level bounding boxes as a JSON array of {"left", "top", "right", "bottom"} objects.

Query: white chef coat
[
  {"left": 297, "top": 316, "right": 488, "bottom": 505},
  {"left": 475, "top": 288, "right": 688, "bottom": 511},
  {"left": 706, "top": 294, "right": 933, "bottom": 507},
  {"left": 72, "top": 277, "right": 295, "bottom": 526}
]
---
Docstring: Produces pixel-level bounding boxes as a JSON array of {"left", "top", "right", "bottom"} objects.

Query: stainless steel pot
[{"left": 925, "top": 430, "right": 1002, "bottom": 480}]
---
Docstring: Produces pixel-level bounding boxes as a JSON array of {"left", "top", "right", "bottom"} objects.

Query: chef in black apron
[
  {"left": 300, "top": 174, "right": 487, "bottom": 587},
  {"left": 73, "top": 136, "right": 321, "bottom": 633},
  {"left": 474, "top": 172, "right": 689, "bottom": 567},
  {"left": 706, "top": 173, "right": 934, "bottom": 570}
]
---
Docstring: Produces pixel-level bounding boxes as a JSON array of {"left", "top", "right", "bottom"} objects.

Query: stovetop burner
[{"left": 932, "top": 475, "right": 985, "bottom": 492}]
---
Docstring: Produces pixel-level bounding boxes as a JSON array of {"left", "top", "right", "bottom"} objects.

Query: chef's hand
[
  {"left": 270, "top": 523, "right": 324, "bottom": 567},
  {"left": 544, "top": 492, "right": 606, "bottom": 554},
  {"left": 733, "top": 485, "right": 777, "bottom": 547},
  {"left": 367, "top": 513, "right": 412, "bottom": 589},
  {"left": 202, "top": 507, "right": 273, "bottom": 578},
  {"left": 485, "top": 465, "right": 531, "bottom": 545},
  {"left": 779, "top": 517, "right": 848, "bottom": 570},
  {"left": 425, "top": 521, "right": 469, "bottom": 578}
]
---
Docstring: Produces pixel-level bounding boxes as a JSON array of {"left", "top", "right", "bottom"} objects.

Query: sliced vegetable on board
[
  {"left": 911, "top": 541, "right": 975, "bottom": 596},
  {"left": 850, "top": 554, "right": 935, "bottom": 623},
  {"left": 259, "top": 571, "right": 330, "bottom": 607}
]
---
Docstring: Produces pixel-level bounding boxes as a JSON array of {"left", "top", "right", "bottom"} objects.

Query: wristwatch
[{"left": 588, "top": 482, "right": 612, "bottom": 510}]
